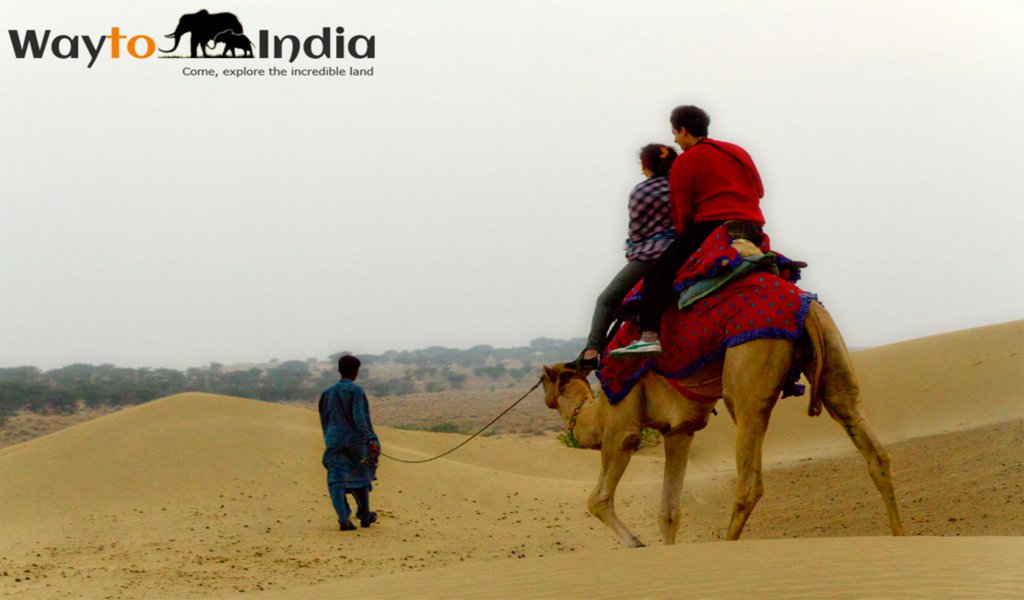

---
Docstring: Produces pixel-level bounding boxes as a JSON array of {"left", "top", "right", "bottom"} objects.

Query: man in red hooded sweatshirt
[{"left": 611, "top": 105, "right": 765, "bottom": 357}]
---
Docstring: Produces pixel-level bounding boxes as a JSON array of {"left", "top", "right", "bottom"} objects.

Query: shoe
[
  {"left": 339, "top": 520, "right": 357, "bottom": 531},
  {"left": 565, "top": 352, "right": 600, "bottom": 372},
  {"left": 608, "top": 339, "right": 662, "bottom": 358},
  {"left": 360, "top": 512, "right": 378, "bottom": 528}
]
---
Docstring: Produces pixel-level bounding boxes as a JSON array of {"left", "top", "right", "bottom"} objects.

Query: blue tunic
[{"left": 319, "top": 378, "right": 379, "bottom": 487}]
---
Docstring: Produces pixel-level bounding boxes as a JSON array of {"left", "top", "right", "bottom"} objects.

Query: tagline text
[{"left": 181, "top": 66, "right": 372, "bottom": 78}]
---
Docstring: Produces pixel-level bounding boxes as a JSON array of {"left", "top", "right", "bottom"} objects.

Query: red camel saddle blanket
[
  {"left": 597, "top": 275, "right": 817, "bottom": 404},
  {"left": 619, "top": 223, "right": 803, "bottom": 316}
]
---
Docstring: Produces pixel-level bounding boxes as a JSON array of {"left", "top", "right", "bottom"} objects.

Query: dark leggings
[
  {"left": 348, "top": 486, "right": 371, "bottom": 521},
  {"left": 327, "top": 482, "right": 371, "bottom": 523},
  {"left": 638, "top": 220, "right": 724, "bottom": 334},
  {"left": 586, "top": 259, "right": 654, "bottom": 351}
]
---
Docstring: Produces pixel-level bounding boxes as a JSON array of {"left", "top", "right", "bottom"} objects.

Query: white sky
[{"left": 2, "top": 0, "right": 1022, "bottom": 370}]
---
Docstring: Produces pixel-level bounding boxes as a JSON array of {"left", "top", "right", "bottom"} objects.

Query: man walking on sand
[{"left": 319, "top": 355, "right": 381, "bottom": 531}]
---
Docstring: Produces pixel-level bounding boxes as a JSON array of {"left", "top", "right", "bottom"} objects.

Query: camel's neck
[{"left": 558, "top": 381, "right": 605, "bottom": 449}]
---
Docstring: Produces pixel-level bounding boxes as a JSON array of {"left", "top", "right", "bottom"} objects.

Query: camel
[{"left": 542, "top": 300, "right": 905, "bottom": 547}]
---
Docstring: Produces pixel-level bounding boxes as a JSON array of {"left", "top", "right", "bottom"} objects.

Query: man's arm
[
  {"left": 669, "top": 154, "right": 696, "bottom": 232},
  {"left": 317, "top": 392, "right": 329, "bottom": 429},
  {"left": 351, "top": 388, "right": 379, "bottom": 444}
]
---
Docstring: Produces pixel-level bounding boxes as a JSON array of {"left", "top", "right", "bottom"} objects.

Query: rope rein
[{"left": 379, "top": 377, "right": 544, "bottom": 464}]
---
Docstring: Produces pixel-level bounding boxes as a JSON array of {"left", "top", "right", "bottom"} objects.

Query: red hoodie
[{"left": 668, "top": 138, "right": 765, "bottom": 231}]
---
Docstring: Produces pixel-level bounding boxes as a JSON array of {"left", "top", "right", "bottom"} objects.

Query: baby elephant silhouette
[{"left": 211, "top": 29, "right": 254, "bottom": 57}]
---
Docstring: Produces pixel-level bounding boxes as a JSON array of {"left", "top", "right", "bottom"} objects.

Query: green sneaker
[{"left": 608, "top": 339, "right": 662, "bottom": 358}]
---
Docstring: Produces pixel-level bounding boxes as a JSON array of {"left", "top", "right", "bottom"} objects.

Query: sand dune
[
  {"left": 0, "top": 321, "right": 1021, "bottom": 599},
  {"left": 681, "top": 319, "right": 1024, "bottom": 470},
  {"left": 251, "top": 536, "right": 1024, "bottom": 600}
]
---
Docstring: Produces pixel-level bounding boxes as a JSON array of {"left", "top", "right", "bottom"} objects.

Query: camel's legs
[
  {"left": 808, "top": 305, "right": 905, "bottom": 535},
  {"left": 722, "top": 339, "right": 791, "bottom": 540},
  {"left": 826, "top": 401, "right": 905, "bottom": 535},
  {"left": 725, "top": 400, "right": 772, "bottom": 539},
  {"left": 588, "top": 425, "right": 644, "bottom": 547},
  {"left": 588, "top": 386, "right": 646, "bottom": 548},
  {"left": 658, "top": 430, "right": 695, "bottom": 545},
  {"left": 817, "top": 377, "right": 905, "bottom": 534}
]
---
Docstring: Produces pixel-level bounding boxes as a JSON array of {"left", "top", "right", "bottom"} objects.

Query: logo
[{"left": 7, "top": 9, "right": 376, "bottom": 70}]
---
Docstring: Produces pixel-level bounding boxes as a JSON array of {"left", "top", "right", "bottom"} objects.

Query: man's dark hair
[
  {"left": 638, "top": 144, "right": 678, "bottom": 177},
  {"left": 670, "top": 105, "right": 711, "bottom": 138},
  {"left": 338, "top": 355, "right": 361, "bottom": 378}
]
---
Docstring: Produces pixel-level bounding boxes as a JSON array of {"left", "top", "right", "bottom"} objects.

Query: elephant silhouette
[
  {"left": 159, "top": 10, "right": 243, "bottom": 58},
  {"left": 211, "top": 30, "right": 254, "bottom": 57}
]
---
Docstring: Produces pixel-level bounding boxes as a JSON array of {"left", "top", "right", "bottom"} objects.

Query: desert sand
[{"left": 1, "top": 321, "right": 1021, "bottom": 599}]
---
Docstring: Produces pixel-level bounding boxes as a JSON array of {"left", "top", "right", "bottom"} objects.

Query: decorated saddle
[{"left": 597, "top": 223, "right": 817, "bottom": 404}]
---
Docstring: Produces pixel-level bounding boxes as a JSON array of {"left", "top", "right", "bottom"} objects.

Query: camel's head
[{"left": 540, "top": 363, "right": 591, "bottom": 415}]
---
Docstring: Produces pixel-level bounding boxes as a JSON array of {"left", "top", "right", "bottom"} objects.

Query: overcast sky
[{"left": 2, "top": 0, "right": 1022, "bottom": 370}]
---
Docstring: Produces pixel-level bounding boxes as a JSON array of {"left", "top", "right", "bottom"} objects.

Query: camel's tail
[
  {"left": 801, "top": 301, "right": 861, "bottom": 418},
  {"left": 801, "top": 302, "right": 828, "bottom": 417}
]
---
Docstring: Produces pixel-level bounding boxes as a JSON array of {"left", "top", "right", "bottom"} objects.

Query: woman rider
[{"left": 566, "top": 143, "right": 678, "bottom": 371}]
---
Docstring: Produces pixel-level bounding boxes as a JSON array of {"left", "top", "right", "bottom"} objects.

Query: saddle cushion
[{"left": 618, "top": 223, "right": 804, "bottom": 317}]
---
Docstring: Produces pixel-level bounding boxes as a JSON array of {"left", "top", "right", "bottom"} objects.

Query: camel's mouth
[{"left": 542, "top": 381, "right": 559, "bottom": 409}]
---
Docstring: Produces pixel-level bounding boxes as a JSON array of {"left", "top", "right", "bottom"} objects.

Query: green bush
[
  {"left": 428, "top": 422, "right": 465, "bottom": 434},
  {"left": 557, "top": 427, "right": 661, "bottom": 449},
  {"left": 556, "top": 429, "right": 583, "bottom": 448},
  {"left": 392, "top": 421, "right": 466, "bottom": 434},
  {"left": 639, "top": 427, "right": 662, "bottom": 449}
]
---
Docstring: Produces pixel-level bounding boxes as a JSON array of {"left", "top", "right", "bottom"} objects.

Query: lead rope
[{"left": 379, "top": 377, "right": 544, "bottom": 464}]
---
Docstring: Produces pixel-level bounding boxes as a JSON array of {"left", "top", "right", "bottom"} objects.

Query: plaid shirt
[{"left": 624, "top": 175, "right": 674, "bottom": 261}]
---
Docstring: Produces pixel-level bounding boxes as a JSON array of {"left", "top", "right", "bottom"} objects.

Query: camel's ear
[{"left": 543, "top": 363, "right": 581, "bottom": 390}]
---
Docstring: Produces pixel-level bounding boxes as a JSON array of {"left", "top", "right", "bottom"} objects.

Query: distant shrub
[
  {"left": 392, "top": 421, "right": 467, "bottom": 434},
  {"left": 364, "top": 378, "right": 417, "bottom": 397},
  {"left": 473, "top": 365, "right": 506, "bottom": 380},
  {"left": 441, "top": 370, "right": 467, "bottom": 389},
  {"left": 428, "top": 422, "right": 465, "bottom": 434}
]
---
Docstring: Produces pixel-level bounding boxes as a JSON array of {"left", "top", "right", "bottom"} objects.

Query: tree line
[
  {"left": 332, "top": 336, "right": 582, "bottom": 368},
  {"left": 0, "top": 337, "right": 584, "bottom": 419}
]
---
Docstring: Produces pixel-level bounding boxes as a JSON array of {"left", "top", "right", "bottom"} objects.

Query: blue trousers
[{"left": 328, "top": 482, "right": 371, "bottom": 525}]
